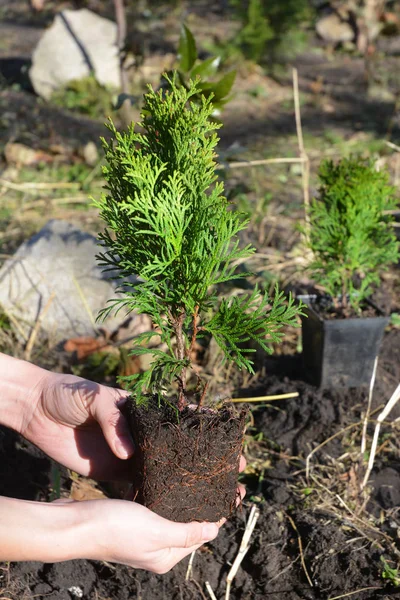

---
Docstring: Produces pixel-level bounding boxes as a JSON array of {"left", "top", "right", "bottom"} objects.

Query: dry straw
[
  {"left": 225, "top": 504, "right": 260, "bottom": 600},
  {"left": 362, "top": 381, "right": 400, "bottom": 489}
]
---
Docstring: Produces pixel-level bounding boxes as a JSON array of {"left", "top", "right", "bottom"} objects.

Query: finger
[
  {"left": 158, "top": 541, "right": 208, "bottom": 573},
  {"left": 91, "top": 387, "right": 134, "bottom": 460},
  {"left": 162, "top": 519, "right": 219, "bottom": 550},
  {"left": 239, "top": 455, "right": 246, "bottom": 472}
]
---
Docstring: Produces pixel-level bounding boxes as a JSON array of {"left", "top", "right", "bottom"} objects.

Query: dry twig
[
  {"left": 293, "top": 67, "right": 311, "bottom": 243},
  {"left": 205, "top": 581, "right": 218, "bottom": 600},
  {"left": 2, "top": 309, "right": 29, "bottom": 342},
  {"left": 284, "top": 511, "right": 313, "bottom": 588},
  {"left": 218, "top": 157, "right": 306, "bottom": 170},
  {"left": 185, "top": 550, "right": 196, "bottom": 581},
  {"left": 306, "top": 403, "right": 384, "bottom": 480},
  {"left": 0, "top": 179, "right": 80, "bottom": 193},
  {"left": 24, "top": 292, "right": 55, "bottom": 361},
  {"left": 22, "top": 196, "right": 88, "bottom": 210},
  {"left": 327, "top": 586, "right": 382, "bottom": 600},
  {"left": 360, "top": 356, "right": 378, "bottom": 455}
]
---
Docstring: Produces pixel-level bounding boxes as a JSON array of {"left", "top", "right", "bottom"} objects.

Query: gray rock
[
  {"left": 82, "top": 141, "right": 99, "bottom": 166},
  {"left": 316, "top": 12, "right": 354, "bottom": 44},
  {"left": 29, "top": 8, "right": 120, "bottom": 100},
  {"left": 0, "top": 220, "right": 131, "bottom": 344}
]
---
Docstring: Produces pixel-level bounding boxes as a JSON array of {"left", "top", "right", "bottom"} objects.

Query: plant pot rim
[{"left": 297, "top": 293, "right": 388, "bottom": 323}]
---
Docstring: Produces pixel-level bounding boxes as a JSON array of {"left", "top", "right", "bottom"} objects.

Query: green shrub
[
  {"left": 229, "top": 0, "right": 313, "bottom": 66},
  {"left": 164, "top": 24, "right": 236, "bottom": 113},
  {"left": 94, "top": 76, "right": 302, "bottom": 408},
  {"left": 51, "top": 75, "right": 114, "bottom": 119},
  {"left": 308, "top": 157, "right": 399, "bottom": 309}
]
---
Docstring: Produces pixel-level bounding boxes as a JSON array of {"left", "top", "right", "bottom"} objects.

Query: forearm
[
  {"left": 0, "top": 353, "right": 49, "bottom": 434},
  {"left": 0, "top": 496, "right": 94, "bottom": 563}
]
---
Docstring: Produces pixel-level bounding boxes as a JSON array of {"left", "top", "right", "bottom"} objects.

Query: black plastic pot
[{"left": 299, "top": 295, "right": 389, "bottom": 389}]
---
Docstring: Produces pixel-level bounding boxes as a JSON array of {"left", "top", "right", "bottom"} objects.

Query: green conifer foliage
[
  {"left": 94, "top": 77, "right": 302, "bottom": 408},
  {"left": 308, "top": 157, "right": 399, "bottom": 309}
]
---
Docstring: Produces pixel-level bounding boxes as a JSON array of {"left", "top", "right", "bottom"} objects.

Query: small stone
[
  {"left": 367, "top": 84, "right": 395, "bottom": 103},
  {"left": 316, "top": 12, "right": 354, "bottom": 44},
  {"left": 82, "top": 141, "right": 99, "bottom": 166},
  {"left": 4, "top": 142, "right": 52, "bottom": 166},
  {"left": 45, "top": 561, "right": 96, "bottom": 596},
  {"left": 68, "top": 586, "right": 84, "bottom": 598}
]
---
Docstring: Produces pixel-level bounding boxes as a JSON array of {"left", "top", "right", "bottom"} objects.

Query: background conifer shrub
[{"left": 308, "top": 157, "right": 399, "bottom": 309}]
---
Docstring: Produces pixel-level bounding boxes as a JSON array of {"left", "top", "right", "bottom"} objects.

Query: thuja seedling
[
  {"left": 94, "top": 76, "right": 303, "bottom": 522},
  {"left": 308, "top": 157, "right": 399, "bottom": 311},
  {"left": 95, "top": 76, "right": 301, "bottom": 410}
]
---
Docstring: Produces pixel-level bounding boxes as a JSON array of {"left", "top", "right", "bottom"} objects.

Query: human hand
[
  {"left": 21, "top": 367, "right": 248, "bottom": 486},
  {"left": 22, "top": 371, "right": 133, "bottom": 481},
  {"left": 0, "top": 494, "right": 221, "bottom": 571},
  {"left": 2, "top": 352, "right": 247, "bottom": 486},
  {"left": 77, "top": 498, "right": 222, "bottom": 573}
]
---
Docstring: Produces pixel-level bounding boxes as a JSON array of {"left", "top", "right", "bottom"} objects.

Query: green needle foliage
[
  {"left": 308, "top": 157, "right": 399, "bottom": 310},
  {"left": 94, "top": 76, "right": 302, "bottom": 408}
]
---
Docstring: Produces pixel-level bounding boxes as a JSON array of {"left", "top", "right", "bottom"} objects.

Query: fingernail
[
  {"left": 202, "top": 523, "right": 219, "bottom": 541},
  {"left": 115, "top": 436, "right": 134, "bottom": 458}
]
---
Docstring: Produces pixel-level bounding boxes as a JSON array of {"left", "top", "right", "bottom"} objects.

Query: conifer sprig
[{"left": 95, "top": 76, "right": 303, "bottom": 407}]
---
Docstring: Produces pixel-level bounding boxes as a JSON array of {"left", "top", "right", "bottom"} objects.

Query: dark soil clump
[{"left": 126, "top": 398, "right": 247, "bottom": 522}]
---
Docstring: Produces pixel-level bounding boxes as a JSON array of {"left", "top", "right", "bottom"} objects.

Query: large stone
[
  {"left": 29, "top": 8, "right": 120, "bottom": 100},
  {"left": 0, "top": 220, "right": 133, "bottom": 344}
]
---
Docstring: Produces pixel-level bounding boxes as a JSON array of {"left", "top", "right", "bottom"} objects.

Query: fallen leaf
[
  {"left": 64, "top": 336, "right": 106, "bottom": 360},
  {"left": 4, "top": 142, "right": 54, "bottom": 166},
  {"left": 70, "top": 477, "right": 106, "bottom": 501}
]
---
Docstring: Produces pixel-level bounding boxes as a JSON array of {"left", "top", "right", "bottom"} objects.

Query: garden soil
[{"left": 1, "top": 329, "right": 400, "bottom": 599}]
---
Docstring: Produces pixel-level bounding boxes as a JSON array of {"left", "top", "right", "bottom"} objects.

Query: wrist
[
  {"left": 75, "top": 499, "right": 114, "bottom": 563},
  {"left": 0, "top": 496, "right": 95, "bottom": 563},
  {"left": 0, "top": 352, "right": 51, "bottom": 434}
]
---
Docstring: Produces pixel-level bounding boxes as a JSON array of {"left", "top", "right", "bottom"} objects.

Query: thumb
[
  {"left": 92, "top": 387, "right": 134, "bottom": 459},
  {"left": 164, "top": 520, "right": 219, "bottom": 549}
]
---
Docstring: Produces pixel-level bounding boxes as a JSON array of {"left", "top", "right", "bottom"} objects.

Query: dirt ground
[
  {"left": 2, "top": 329, "right": 400, "bottom": 600},
  {"left": 1, "top": 1, "right": 400, "bottom": 599}
]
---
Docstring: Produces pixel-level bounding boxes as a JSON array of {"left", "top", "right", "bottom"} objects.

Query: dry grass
[
  {"left": 0, "top": 563, "right": 32, "bottom": 600},
  {"left": 293, "top": 412, "right": 400, "bottom": 573}
]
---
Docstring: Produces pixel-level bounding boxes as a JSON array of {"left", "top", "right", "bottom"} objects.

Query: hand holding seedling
[
  {"left": 0, "top": 352, "right": 234, "bottom": 571},
  {"left": 95, "top": 77, "right": 302, "bottom": 522}
]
